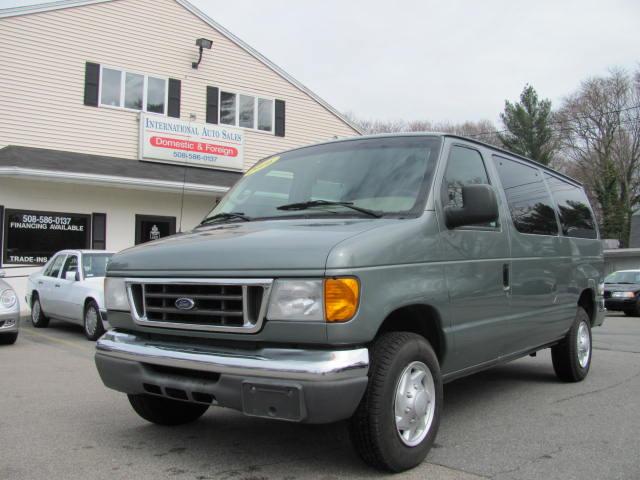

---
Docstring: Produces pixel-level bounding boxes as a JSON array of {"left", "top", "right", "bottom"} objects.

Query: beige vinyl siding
[{"left": 0, "top": 0, "right": 358, "bottom": 170}]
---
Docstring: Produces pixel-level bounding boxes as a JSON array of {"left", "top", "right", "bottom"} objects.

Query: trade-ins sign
[
  {"left": 140, "top": 114, "right": 244, "bottom": 171},
  {"left": 2, "top": 209, "right": 90, "bottom": 265}
]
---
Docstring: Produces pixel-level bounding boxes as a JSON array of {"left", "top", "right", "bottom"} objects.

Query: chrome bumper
[{"left": 96, "top": 330, "right": 369, "bottom": 382}]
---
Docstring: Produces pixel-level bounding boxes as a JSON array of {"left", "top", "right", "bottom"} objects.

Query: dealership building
[{"left": 0, "top": 0, "right": 360, "bottom": 308}]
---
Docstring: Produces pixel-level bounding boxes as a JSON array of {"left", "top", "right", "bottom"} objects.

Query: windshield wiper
[
  {"left": 276, "top": 200, "right": 382, "bottom": 218},
  {"left": 198, "top": 212, "right": 251, "bottom": 226}
]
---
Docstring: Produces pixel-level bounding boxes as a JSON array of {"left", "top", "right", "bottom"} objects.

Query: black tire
[
  {"left": 349, "top": 332, "right": 442, "bottom": 472},
  {"left": 31, "top": 295, "right": 49, "bottom": 328},
  {"left": 127, "top": 394, "right": 209, "bottom": 426},
  {"left": 623, "top": 310, "right": 636, "bottom": 317},
  {"left": 0, "top": 332, "right": 18, "bottom": 345},
  {"left": 83, "top": 300, "right": 105, "bottom": 341},
  {"left": 551, "top": 307, "right": 592, "bottom": 382}
]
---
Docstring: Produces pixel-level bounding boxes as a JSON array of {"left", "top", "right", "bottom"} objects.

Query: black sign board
[
  {"left": 3, "top": 209, "right": 91, "bottom": 265},
  {"left": 135, "top": 214, "right": 176, "bottom": 245}
]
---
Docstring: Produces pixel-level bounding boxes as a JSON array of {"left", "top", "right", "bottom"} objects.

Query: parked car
[
  {"left": 27, "top": 250, "right": 114, "bottom": 340},
  {"left": 0, "top": 271, "right": 20, "bottom": 345},
  {"left": 95, "top": 134, "right": 605, "bottom": 472},
  {"left": 603, "top": 269, "right": 640, "bottom": 315}
]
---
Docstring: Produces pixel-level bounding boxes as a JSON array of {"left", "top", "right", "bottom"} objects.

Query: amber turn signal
[{"left": 325, "top": 277, "right": 359, "bottom": 322}]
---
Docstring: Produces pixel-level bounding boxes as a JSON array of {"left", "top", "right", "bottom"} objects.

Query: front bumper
[
  {"left": 604, "top": 297, "right": 636, "bottom": 311},
  {"left": 0, "top": 310, "right": 20, "bottom": 334},
  {"left": 95, "top": 330, "right": 369, "bottom": 423}
]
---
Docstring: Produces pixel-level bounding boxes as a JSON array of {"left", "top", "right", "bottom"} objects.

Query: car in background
[
  {"left": 0, "top": 271, "right": 20, "bottom": 345},
  {"left": 603, "top": 269, "right": 640, "bottom": 316},
  {"left": 26, "top": 250, "right": 114, "bottom": 340}
]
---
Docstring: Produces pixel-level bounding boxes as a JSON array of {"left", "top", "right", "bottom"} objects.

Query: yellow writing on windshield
[{"left": 245, "top": 156, "right": 280, "bottom": 176}]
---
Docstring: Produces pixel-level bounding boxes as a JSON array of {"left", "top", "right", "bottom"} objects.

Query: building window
[
  {"left": 99, "top": 66, "right": 167, "bottom": 115},
  {"left": 219, "top": 90, "right": 274, "bottom": 133},
  {"left": 3, "top": 209, "right": 91, "bottom": 265}
]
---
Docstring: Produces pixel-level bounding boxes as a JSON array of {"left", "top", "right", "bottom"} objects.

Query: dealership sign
[{"left": 140, "top": 114, "right": 244, "bottom": 171}]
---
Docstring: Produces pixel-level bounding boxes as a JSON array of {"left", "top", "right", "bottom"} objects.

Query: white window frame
[
  {"left": 218, "top": 88, "right": 275, "bottom": 134},
  {"left": 98, "top": 65, "right": 169, "bottom": 116}
]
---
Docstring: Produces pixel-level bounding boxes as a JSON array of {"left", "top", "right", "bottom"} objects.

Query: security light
[{"left": 192, "top": 38, "right": 213, "bottom": 69}]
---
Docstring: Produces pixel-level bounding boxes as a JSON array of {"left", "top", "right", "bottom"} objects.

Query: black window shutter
[
  {"left": 206, "top": 86, "right": 219, "bottom": 124},
  {"left": 0, "top": 205, "right": 4, "bottom": 267},
  {"left": 84, "top": 62, "right": 100, "bottom": 106},
  {"left": 91, "top": 213, "right": 107, "bottom": 250},
  {"left": 275, "top": 99, "right": 285, "bottom": 137},
  {"left": 168, "top": 79, "right": 181, "bottom": 118}
]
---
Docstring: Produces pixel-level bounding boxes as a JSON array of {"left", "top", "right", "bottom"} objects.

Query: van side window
[
  {"left": 442, "top": 146, "right": 491, "bottom": 207},
  {"left": 493, "top": 156, "right": 558, "bottom": 236},
  {"left": 544, "top": 174, "right": 597, "bottom": 239},
  {"left": 442, "top": 145, "right": 497, "bottom": 228}
]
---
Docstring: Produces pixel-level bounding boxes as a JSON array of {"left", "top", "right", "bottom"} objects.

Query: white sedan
[{"left": 26, "top": 250, "right": 114, "bottom": 340}]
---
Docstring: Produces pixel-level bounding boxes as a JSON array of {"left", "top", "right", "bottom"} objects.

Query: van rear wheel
[
  {"left": 551, "top": 307, "right": 592, "bottom": 382},
  {"left": 349, "top": 332, "right": 442, "bottom": 472}
]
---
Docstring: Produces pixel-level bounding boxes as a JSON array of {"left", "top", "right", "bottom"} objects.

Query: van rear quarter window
[
  {"left": 544, "top": 174, "right": 597, "bottom": 239},
  {"left": 493, "top": 155, "right": 558, "bottom": 236}
]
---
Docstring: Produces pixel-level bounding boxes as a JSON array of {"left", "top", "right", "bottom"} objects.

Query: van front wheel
[
  {"left": 551, "top": 307, "right": 592, "bottom": 382},
  {"left": 127, "top": 394, "right": 209, "bottom": 426},
  {"left": 349, "top": 332, "right": 442, "bottom": 472}
]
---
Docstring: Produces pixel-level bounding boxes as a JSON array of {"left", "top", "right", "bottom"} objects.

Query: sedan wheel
[
  {"left": 31, "top": 296, "right": 49, "bottom": 328},
  {"left": 84, "top": 301, "right": 105, "bottom": 341}
]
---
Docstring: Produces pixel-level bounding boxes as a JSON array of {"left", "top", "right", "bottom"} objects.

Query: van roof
[{"left": 289, "top": 132, "right": 582, "bottom": 187}]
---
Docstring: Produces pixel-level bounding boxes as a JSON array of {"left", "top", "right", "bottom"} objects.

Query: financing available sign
[{"left": 140, "top": 114, "right": 245, "bottom": 171}]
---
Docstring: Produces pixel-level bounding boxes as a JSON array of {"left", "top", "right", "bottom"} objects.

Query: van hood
[{"left": 108, "top": 218, "right": 394, "bottom": 274}]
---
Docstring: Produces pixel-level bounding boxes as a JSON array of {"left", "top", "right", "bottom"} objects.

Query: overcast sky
[{"left": 3, "top": 0, "right": 639, "bottom": 124}]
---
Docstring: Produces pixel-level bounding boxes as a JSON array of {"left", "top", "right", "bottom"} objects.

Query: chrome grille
[{"left": 126, "top": 278, "right": 272, "bottom": 333}]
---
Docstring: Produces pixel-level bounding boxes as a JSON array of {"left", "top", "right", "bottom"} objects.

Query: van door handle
[
  {"left": 55, "top": 284, "right": 60, "bottom": 288},
  {"left": 38, "top": 281, "right": 43, "bottom": 285},
  {"left": 503, "top": 263, "right": 511, "bottom": 293}
]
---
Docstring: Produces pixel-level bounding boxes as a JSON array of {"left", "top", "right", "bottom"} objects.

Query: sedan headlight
[
  {"left": 0, "top": 289, "right": 17, "bottom": 309},
  {"left": 105, "top": 277, "right": 130, "bottom": 311},
  {"left": 611, "top": 291, "right": 635, "bottom": 298},
  {"left": 267, "top": 277, "right": 360, "bottom": 322}
]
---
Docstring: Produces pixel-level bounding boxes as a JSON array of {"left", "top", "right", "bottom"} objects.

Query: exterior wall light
[{"left": 192, "top": 38, "right": 213, "bottom": 69}]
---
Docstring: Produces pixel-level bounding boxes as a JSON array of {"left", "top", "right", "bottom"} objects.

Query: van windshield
[{"left": 203, "top": 136, "right": 441, "bottom": 222}]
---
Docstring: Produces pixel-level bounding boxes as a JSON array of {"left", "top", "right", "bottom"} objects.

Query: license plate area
[{"left": 241, "top": 381, "right": 305, "bottom": 422}]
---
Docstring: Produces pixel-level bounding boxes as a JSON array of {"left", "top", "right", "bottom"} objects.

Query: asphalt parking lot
[{"left": 1, "top": 315, "right": 638, "bottom": 480}]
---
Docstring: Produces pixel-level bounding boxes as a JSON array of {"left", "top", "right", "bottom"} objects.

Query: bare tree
[
  {"left": 344, "top": 112, "right": 501, "bottom": 146},
  {"left": 557, "top": 68, "right": 640, "bottom": 245}
]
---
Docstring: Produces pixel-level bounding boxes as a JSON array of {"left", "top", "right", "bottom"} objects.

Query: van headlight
[
  {"left": 267, "top": 280, "right": 323, "bottom": 321},
  {"left": 105, "top": 277, "right": 130, "bottom": 311},
  {"left": 267, "top": 277, "right": 360, "bottom": 322},
  {"left": 0, "top": 289, "right": 17, "bottom": 309}
]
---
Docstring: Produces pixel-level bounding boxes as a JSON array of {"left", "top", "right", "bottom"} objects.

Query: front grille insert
[{"left": 126, "top": 278, "right": 272, "bottom": 333}]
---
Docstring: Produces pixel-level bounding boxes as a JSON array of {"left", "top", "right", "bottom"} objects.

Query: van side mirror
[
  {"left": 0, "top": 270, "right": 5, "bottom": 278},
  {"left": 444, "top": 184, "right": 499, "bottom": 229}
]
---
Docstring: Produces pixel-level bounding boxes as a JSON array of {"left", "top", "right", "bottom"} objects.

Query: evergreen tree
[{"left": 498, "top": 85, "right": 555, "bottom": 165}]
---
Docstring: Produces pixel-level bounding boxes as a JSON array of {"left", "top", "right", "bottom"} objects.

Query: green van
[{"left": 96, "top": 134, "right": 605, "bottom": 472}]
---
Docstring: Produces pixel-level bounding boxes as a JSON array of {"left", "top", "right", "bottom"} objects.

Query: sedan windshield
[
  {"left": 82, "top": 253, "right": 113, "bottom": 278},
  {"left": 203, "top": 136, "right": 441, "bottom": 222},
  {"left": 605, "top": 271, "right": 640, "bottom": 284}
]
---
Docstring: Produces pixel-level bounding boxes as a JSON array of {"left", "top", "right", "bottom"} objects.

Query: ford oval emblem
[{"left": 175, "top": 297, "right": 196, "bottom": 311}]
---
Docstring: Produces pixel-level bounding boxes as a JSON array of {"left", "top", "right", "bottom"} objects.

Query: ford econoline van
[{"left": 96, "top": 134, "right": 605, "bottom": 472}]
